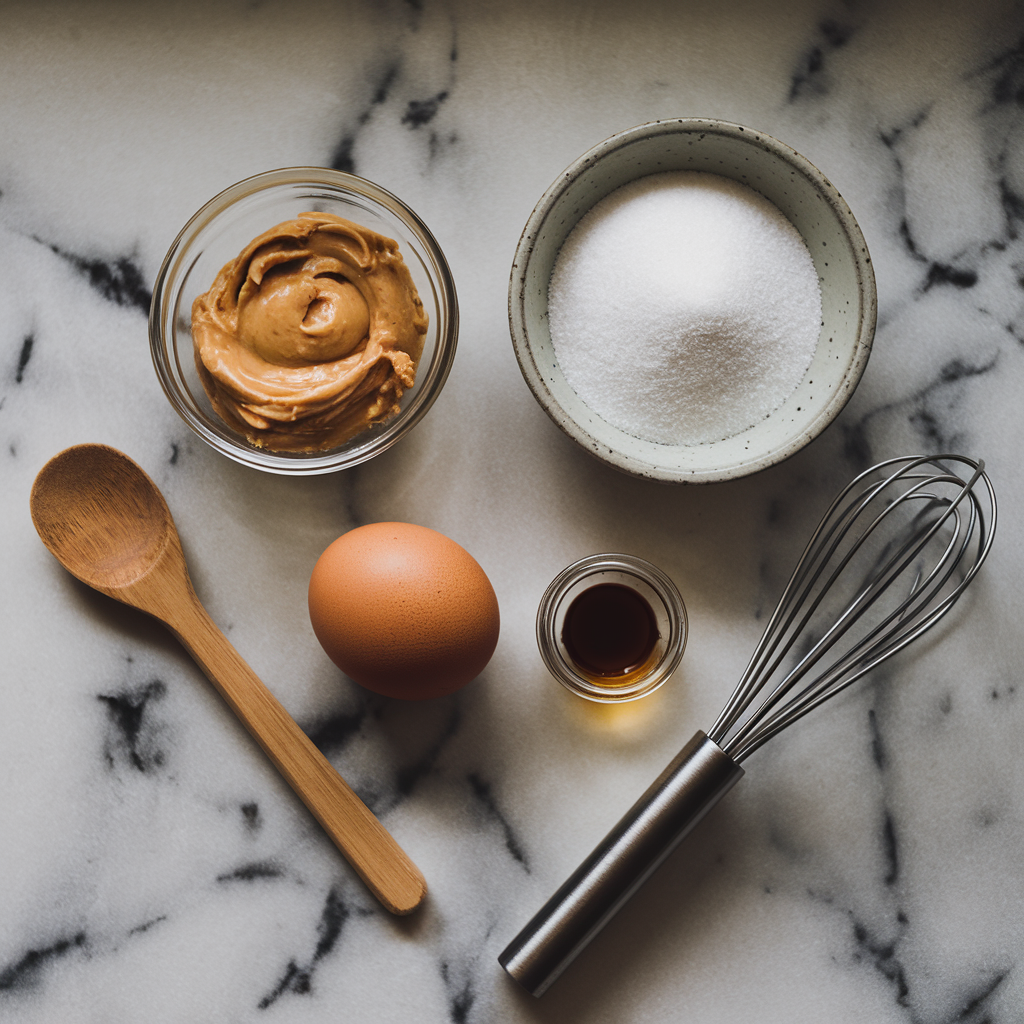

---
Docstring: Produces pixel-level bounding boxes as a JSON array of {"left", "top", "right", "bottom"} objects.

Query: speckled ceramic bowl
[
  {"left": 151, "top": 167, "right": 458, "bottom": 475},
  {"left": 509, "top": 119, "right": 876, "bottom": 483}
]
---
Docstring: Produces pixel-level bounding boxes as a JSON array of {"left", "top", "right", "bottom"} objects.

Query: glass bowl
[
  {"left": 537, "top": 553, "right": 688, "bottom": 703},
  {"left": 151, "top": 167, "right": 458, "bottom": 475},
  {"left": 510, "top": 119, "right": 876, "bottom": 483}
]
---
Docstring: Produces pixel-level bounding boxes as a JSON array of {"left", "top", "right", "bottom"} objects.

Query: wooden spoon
[{"left": 29, "top": 443, "right": 427, "bottom": 915}]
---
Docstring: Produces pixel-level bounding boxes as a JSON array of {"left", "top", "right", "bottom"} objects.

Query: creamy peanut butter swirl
[{"left": 192, "top": 212, "right": 427, "bottom": 452}]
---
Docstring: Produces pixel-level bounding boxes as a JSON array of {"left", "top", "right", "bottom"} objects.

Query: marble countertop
[{"left": 3, "top": 1, "right": 1023, "bottom": 1021}]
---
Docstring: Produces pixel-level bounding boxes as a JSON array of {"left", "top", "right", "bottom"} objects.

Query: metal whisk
[{"left": 500, "top": 455, "right": 996, "bottom": 997}]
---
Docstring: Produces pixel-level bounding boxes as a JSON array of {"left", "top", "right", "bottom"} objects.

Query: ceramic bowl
[
  {"left": 509, "top": 118, "right": 876, "bottom": 483},
  {"left": 151, "top": 167, "right": 458, "bottom": 475}
]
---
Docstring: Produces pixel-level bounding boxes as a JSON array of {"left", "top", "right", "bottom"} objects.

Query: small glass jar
[{"left": 537, "top": 553, "right": 687, "bottom": 703}]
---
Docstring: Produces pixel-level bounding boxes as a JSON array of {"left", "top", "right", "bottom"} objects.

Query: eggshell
[{"left": 308, "top": 522, "right": 500, "bottom": 700}]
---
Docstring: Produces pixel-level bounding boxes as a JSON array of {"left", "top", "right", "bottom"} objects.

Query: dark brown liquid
[{"left": 562, "top": 583, "right": 659, "bottom": 679}]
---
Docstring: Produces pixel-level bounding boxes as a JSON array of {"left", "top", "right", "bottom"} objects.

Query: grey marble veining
[{"left": 2, "top": 1, "right": 1024, "bottom": 1021}]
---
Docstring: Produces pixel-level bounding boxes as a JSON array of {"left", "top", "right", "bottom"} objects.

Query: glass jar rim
[{"left": 537, "top": 552, "right": 688, "bottom": 703}]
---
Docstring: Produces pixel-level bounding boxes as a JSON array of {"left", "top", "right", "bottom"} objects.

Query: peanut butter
[{"left": 192, "top": 213, "right": 427, "bottom": 452}]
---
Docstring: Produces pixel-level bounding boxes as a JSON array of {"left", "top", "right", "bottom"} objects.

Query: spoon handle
[{"left": 170, "top": 596, "right": 427, "bottom": 915}]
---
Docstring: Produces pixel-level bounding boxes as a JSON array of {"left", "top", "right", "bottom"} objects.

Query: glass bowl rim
[{"left": 150, "top": 166, "right": 459, "bottom": 476}]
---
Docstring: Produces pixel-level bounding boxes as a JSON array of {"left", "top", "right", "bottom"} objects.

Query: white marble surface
[{"left": 2, "top": 1, "right": 1023, "bottom": 1020}]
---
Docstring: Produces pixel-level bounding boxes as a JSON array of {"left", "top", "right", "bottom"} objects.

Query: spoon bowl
[
  {"left": 30, "top": 443, "right": 426, "bottom": 915},
  {"left": 31, "top": 444, "right": 173, "bottom": 592}
]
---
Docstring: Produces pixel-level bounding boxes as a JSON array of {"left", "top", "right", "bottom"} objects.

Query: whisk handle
[{"left": 499, "top": 731, "right": 742, "bottom": 997}]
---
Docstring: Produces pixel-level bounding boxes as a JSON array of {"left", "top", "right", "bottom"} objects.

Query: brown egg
[{"left": 308, "top": 522, "right": 500, "bottom": 700}]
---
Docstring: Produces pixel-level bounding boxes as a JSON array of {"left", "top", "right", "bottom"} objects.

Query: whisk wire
[
  {"left": 708, "top": 463, "right": 901, "bottom": 738},
  {"left": 733, "top": 570, "right": 977, "bottom": 762},
  {"left": 708, "top": 455, "right": 994, "bottom": 763},
  {"left": 728, "top": 466, "right": 992, "bottom": 760},
  {"left": 725, "top": 498, "right": 972, "bottom": 758},
  {"left": 708, "top": 470, "right": 901, "bottom": 745}
]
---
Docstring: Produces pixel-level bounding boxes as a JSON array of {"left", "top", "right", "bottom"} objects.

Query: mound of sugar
[{"left": 548, "top": 171, "right": 822, "bottom": 445}]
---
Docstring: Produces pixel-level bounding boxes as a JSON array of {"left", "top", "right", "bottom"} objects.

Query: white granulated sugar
[{"left": 548, "top": 171, "right": 822, "bottom": 445}]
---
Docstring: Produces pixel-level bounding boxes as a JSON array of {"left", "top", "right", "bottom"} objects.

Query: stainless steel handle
[{"left": 499, "top": 731, "right": 743, "bottom": 997}]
